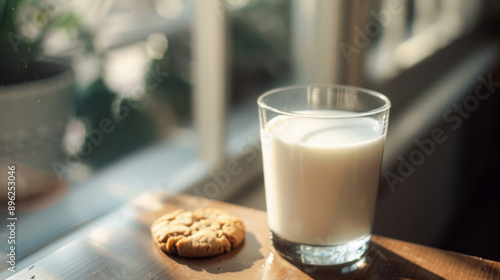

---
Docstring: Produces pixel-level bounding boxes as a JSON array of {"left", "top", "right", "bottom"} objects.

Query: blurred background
[{"left": 1, "top": 0, "right": 500, "bottom": 273}]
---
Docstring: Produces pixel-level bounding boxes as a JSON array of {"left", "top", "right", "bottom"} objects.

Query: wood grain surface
[{"left": 8, "top": 191, "right": 500, "bottom": 280}]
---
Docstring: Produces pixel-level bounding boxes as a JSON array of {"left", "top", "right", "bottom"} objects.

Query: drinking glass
[{"left": 258, "top": 84, "right": 390, "bottom": 266}]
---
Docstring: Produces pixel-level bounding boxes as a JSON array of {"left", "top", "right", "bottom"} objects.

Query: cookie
[{"left": 151, "top": 208, "right": 245, "bottom": 257}]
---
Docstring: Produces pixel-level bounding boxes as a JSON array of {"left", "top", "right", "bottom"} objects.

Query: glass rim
[{"left": 257, "top": 84, "right": 391, "bottom": 119}]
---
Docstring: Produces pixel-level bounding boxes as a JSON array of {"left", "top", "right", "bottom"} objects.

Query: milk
[{"left": 261, "top": 111, "right": 385, "bottom": 245}]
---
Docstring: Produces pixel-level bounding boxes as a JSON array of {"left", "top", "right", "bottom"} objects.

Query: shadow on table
[
  {"left": 284, "top": 241, "right": 446, "bottom": 280},
  {"left": 168, "top": 232, "right": 264, "bottom": 274}
]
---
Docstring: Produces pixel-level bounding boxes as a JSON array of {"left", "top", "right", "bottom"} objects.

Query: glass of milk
[{"left": 258, "top": 85, "right": 390, "bottom": 266}]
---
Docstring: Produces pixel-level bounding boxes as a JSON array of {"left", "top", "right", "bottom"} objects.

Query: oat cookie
[{"left": 151, "top": 208, "right": 245, "bottom": 257}]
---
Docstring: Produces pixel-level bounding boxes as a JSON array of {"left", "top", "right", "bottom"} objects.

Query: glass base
[{"left": 271, "top": 231, "right": 370, "bottom": 266}]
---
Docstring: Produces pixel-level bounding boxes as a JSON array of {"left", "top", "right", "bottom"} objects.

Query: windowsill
[{"left": 0, "top": 97, "right": 261, "bottom": 276}]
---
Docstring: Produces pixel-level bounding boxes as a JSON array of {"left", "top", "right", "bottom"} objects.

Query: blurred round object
[
  {"left": 227, "top": 0, "right": 250, "bottom": 10},
  {"left": 155, "top": 0, "right": 183, "bottom": 19}
]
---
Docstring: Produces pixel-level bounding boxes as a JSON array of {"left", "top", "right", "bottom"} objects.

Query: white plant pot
[{"left": 0, "top": 62, "right": 74, "bottom": 205}]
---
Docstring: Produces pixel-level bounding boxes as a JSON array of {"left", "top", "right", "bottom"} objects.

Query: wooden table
[{"left": 8, "top": 191, "right": 500, "bottom": 279}]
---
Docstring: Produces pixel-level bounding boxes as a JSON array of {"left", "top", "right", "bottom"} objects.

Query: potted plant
[{"left": 0, "top": 0, "right": 90, "bottom": 205}]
